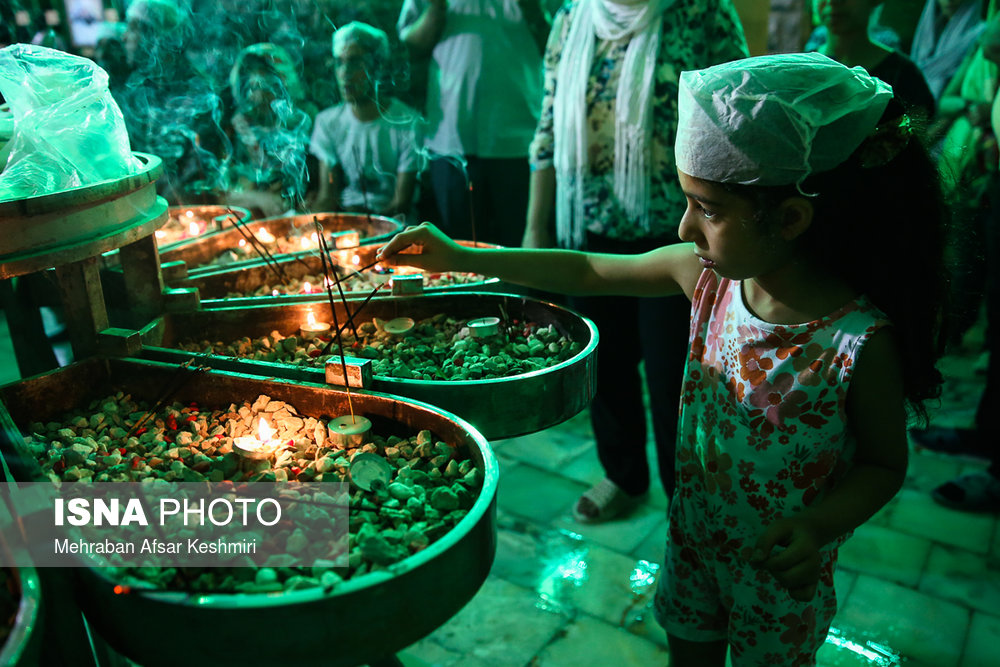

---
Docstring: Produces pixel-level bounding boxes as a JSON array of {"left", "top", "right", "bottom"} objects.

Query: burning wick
[
  {"left": 238, "top": 238, "right": 247, "bottom": 248},
  {"left": 233, "top": 418, "right": 278, "bottom": 460},
  {"left": 185, "top": 210, "right": 195, "bottom": 219},
  {"left": 300, "top": 311, "right": 331, "bottom": 339},
  {"left": 271, "top": 289, "right": 280, "bottom": 297}
]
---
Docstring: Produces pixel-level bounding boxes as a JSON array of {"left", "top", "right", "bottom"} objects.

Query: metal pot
[
  {"left": 0, "top": 357, "right": 498, "bottom": 667},
  {"left": 138, "top": 292, "right": 597, "bottom": 439}
]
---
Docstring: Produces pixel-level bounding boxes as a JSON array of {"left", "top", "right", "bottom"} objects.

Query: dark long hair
[{"left": 722, "top": 99, "right": 948, "bottom": 425}]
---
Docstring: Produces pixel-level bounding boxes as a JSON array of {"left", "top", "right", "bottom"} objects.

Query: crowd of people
[{"left": 1, "top": 1, "right": 999, "bottom": 662}]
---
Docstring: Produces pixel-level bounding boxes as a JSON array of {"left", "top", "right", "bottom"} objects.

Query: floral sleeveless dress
[{"left": 654, "top": 270, "right": 888, "bottom": 665}]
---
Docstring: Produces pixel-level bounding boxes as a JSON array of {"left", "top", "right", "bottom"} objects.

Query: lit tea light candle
[
  {"left": 187, "top": 221, "right": 201, "bottom": 237},
  {"left": 467, "top": 316, "right": 501, "bottom": 338},
  {"left": 302, "top": 281, "right": 313, "bottom": 294},
  {"left": 257, "top": 228, "right": 277, "bottom": 244},
  {"left": 154, "top": 230, "right": 168, "bottom": 240},
  {"left": 383, "top": 317, "right": 414, "bottom": 335},
  {"left": 271, "top": 289, "right": 280, "bottom": 297},
  {"left": 328, "top": 415, "right": 372, "bottom": 448},
  {"left": 234, "top": 418, "right": 278, "bottom": 460},
  {"left": 333, "top": 230, "right": 362, "bottom": 249},
  {"left": 300, "top": 311, "right": 331, "bottom": 339}
]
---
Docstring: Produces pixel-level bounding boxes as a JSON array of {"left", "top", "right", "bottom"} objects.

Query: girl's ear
[{"left": 776, "top": 197, "right": 814, "bottom": 241}]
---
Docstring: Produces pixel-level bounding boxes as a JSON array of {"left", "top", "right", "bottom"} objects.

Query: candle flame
[
  {"left": 239, "top": 238, "right": 247, "bottom": 248},
  {"left": 258, "top": 418, "right": 275, "bottom": 443},
  {"left": 352, "top": 254, "right": 361, "bottom": 265},
  {"left": 258, "top": 229, "right": 276, "bottom": 243},
  {"left": 188, "top": 222, "right": 200, "bottom": 236},
  {"left": 324, "top": 276, "right": 334, "bottom": 288},
  {"left": 303, "top": 281, "right": 312, "bottom": 293},
  {"left": 154, "top": 230, "right": 167, "bottom": 239},
  {"left": 311, "top": 232, "right": 319, "bottom": 243},
  {"left": 185, "top": 210, "right": 195, "bottom": 218},
  {"left": 300, "top": 236, "right": 311, "bottom": 249},
  {"left": 272, "top": 289, "right": 280, "bottom": 297},
  {"left": 307, "top": 312, "right": 317, "bottom": 325}
]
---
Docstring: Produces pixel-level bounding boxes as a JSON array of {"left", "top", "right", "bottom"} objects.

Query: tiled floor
[{"left": 0, "top": 309, "right": 995, "bottom": 666}]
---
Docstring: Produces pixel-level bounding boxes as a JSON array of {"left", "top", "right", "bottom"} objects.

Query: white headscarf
[
  {"left": 675, "top": 53, "right": 893, "bottom": 187},
  {"left": 553, "top": 0, "right": 670, "bottom": 248}
]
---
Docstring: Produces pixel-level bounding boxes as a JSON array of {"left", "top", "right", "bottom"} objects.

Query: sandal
[
  {"left": 931, "top": 472, "right": 1000, "bottom": 512},
  {"left": 573, "top": 478, "right": 644, "bottom": 524}
]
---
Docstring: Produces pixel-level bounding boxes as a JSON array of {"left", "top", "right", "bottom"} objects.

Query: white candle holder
[
  {"left": 328, "top": 415, "right": 372, "bottom": 448},
  {"left": 350, "top": 452, "right": 393, "bottom": 491},
  {"left": 383, "top": 317, "right": 415, "bottom": 336},
  {"left": 300, "top": 317, "right": 332, "bottom": 339},
  {"left": 467, "top": 317, "right": 500, "bottom": 338}
]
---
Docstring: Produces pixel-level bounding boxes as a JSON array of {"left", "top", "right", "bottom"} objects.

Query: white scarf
[{"left": 553, "top": 0, "right": 668, "bottom": 248}]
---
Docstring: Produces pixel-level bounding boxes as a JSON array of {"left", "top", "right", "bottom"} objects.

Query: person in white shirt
[
  {"left": 310, "top": 22, "right": 422, "bottom": 219},
  {"left": 398, "top": 0, "right": 548, "bottom": 246}
]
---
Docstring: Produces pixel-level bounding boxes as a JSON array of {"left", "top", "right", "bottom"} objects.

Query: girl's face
[{"left": 676, "top": 171, "right": 793, "bottom": 281}]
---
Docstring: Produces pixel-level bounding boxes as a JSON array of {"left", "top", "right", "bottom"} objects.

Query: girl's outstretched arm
[
  {"left": 751, "top": 328, "right": 909, "bottom": 601},
  {"left": 376, "top": 222, "right": 704, "bottom": 298}
]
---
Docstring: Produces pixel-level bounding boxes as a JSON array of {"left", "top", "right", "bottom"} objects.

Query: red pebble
[
  {"left": 189, "top": 402, "right": 198, "bottom": 409},
  {"left": 185, "top": 415, "right": 197, "bottom": 422},
  {"left": 291, "top": 466, "right": 301, "bottom": 475},
  {"left": 131, "top": 457, "right": 142, "bottom": 470},
  {"left": 118, "top": 448, "right": 126, "bottom": 455},
  {"left": 53, "top": 459, "right": 66, "bottom": 473},
  {"left": 164, "top": 436, "right": 173, "bottom": 444},
  {"left": 216, "top": 434, "right": 224, "bottom": 440},
  {"left": 166, "top": 416, "right": 178, "bottom": 430},
  {"left": 308, "top": 349, "right": 322, "bottom": 358},
  {"left": 135, "top": 427, "right": 147, "bottom": 436}
]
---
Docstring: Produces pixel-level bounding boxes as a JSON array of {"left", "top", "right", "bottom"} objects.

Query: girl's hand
[
  {"left": 376, "top": 222, "right": 466, "bottom": 273},
  {"left": 750, "top": 517, "right": 823, "bottom": 602}
]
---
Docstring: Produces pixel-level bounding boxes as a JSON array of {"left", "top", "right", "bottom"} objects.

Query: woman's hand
[
  {"left": 376, "top": 222, "right": 467, "bottom": 273},
  {"left": 750, "top": 517, "right": 823, "bottom": 602}
]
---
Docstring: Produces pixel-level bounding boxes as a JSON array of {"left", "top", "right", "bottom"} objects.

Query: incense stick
[
  {"left": 317, "top": 231, "right": 356, "bottom": 422},
  {"left": 321, "top": 282, "right": 385, "bottom": 355},
  {"left": 225, "top": 209, "right": 288, "bottom": 282}
]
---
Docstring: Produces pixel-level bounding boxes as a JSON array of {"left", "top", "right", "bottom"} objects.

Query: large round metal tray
[
  {"left": 157, "top": 211, "right": 404, "bottom": 280},
  {"left": 0, "top": 152, "right": 166, "bottom": 280},
  {"left": 0, "top": 357, "right": 498, "bottom": 667},
  {"left": 0, "top": 567, "right": 42, "bottom": 666},
  {"left": 175, "top": 239, "right": 500, "bottom": 308},
  {"left": 138, "top": 292, "right": 597, "bottom": 439}
]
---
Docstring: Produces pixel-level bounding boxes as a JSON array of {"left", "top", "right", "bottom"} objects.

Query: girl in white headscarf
[{"left": 379, "top": 52, "right": 948, "bottom": 665}]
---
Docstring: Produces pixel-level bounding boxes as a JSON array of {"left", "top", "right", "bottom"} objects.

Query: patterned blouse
[
  {"left": 529, "top": 0, "right": 748, "bottom": 242},
  {"left": 672, "top": 270, "right": 889, "bottom": 557}
]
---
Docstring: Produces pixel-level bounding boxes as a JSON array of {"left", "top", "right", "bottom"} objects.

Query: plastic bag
[{"left": 0, "top": 43, "right": 139, "bottom": 201}]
